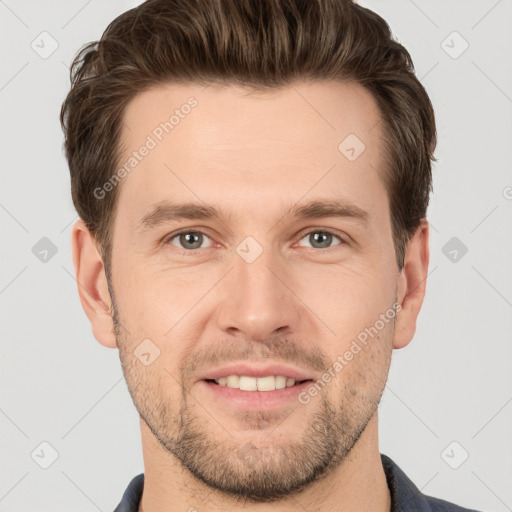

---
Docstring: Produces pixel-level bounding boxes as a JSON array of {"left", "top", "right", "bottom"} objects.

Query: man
[{"left": 60, "top": 0, "right": 482, "bottom": 510}]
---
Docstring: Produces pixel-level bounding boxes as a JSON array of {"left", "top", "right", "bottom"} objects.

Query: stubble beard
[{"left": 109, "top": 282, "right": 391, "bottom": 503}]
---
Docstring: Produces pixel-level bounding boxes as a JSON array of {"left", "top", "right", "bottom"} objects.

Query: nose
[{"left": 215, "top": 246, "right": 302, "bottom": 342}]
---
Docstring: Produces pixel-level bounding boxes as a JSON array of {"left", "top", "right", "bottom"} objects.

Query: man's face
[{"left": 109, "top": 81, "right": 401, "bottom": 501}]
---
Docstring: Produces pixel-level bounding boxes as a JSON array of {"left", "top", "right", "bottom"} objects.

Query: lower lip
[{"left": 198, "top": 380, "right": 312, "bottom": 410}]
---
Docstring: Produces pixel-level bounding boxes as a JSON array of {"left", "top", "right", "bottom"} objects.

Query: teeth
[
  {"left": 256, "top": 376, "right": 274, "bottom": 391},
  {"left": 275, "top": 376, "right": 287, "bottom": 389},
  {"left": 213, "top": 375, "right": 299, "bottom": 391},
  {"left": 240, "top": 375, "right": 258, "bottom": 391},
  {"left": 226, "top": 375, "right": 240, "bottom": 388}
]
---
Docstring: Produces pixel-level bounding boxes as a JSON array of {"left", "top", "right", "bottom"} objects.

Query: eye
[
  {"left": 297, "top": 230, "right": 344, "bottom": 249},
  {"left": 167, "top": 230, "right": 214, "bottom": 251}
]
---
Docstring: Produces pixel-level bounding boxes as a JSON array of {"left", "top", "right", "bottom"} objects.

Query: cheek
[
  {"left": 298, "top": 260, "right": 398, "bottom": 340},
  {"left": 119, "top": 338, "right": 183, "bottom": 422},
  {"left": 323, "top": 318, "right": 394, "bottom": 403},
  {"left": 112, "top": 261, "right": 231, "bottom": 396},
  {"left": 296, "top": 261, "right": 397, "bottom": 399},
  {"left": 112, "top": 260, "right": 215, "bottom": 345}
]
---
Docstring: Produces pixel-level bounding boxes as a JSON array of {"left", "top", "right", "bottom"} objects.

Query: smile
[{"left": 209, "top": 375, "right": 310, "bottom": 391}]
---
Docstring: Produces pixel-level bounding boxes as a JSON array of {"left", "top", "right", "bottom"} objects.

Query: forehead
[{"left": 116, "top": 80, "right": 387, "bottom": 227}]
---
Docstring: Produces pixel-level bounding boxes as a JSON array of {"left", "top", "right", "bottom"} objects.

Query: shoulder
[
  {"left": 113, "top": 473, "right": 144, "bottom": 512},
  {"left": 380, "top": 454, "right": 484, "bottom": 512},
  {"left": 422, "top": 493, "right": 484, "bottom": 512}
]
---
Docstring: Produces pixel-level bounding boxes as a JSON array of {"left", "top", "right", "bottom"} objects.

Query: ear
[
  {"left": 71, "top": 219, "right": 117, "bottom": 348},
  {"left": 393, "top": 219, "right": 430, "bottom": 349}
]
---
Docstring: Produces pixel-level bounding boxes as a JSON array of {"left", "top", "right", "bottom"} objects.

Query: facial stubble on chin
[{"left": 107, "top": 280, "right": 393, "bottom": 503}]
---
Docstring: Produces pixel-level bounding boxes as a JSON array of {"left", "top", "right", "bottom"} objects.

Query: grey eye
[
  {"left": 299, "top": 231, "right": 342, "bottom": 249},
  {"left": 169, "top": 231, "right": 213, "bottom": 250}
]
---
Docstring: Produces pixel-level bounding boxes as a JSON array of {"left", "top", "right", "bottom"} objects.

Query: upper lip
[{"left": 198, "top": 363, "right": 314, "bottom": 382}]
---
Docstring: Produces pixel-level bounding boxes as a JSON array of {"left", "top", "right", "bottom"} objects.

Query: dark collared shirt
[{"left": 113, "top": 453, "right": 483, "bottom": 511}]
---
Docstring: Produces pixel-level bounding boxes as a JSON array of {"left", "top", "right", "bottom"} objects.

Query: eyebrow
[{"left": 136, "top": 199, "right": 369, "bottom": 234}]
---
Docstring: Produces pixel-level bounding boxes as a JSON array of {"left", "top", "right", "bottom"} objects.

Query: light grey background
[{"left": 1, "top": 0, "right": 511, "bottom": 511}]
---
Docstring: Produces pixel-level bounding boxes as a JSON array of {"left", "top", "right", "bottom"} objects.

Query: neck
[{"left": 138, "top": 412, "right": 391, "bottom": 512}]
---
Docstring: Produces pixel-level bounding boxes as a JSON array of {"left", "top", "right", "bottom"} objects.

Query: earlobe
[
  {"left": 393, "top": 219, "right": 430, "bottom": 350},
  {"left": 71, "top": 220, "right": 118, "bottom": 349}
]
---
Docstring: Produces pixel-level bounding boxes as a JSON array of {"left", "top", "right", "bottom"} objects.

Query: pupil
[
  {"left": 311, "top": 232, "right": 331, "bottom": 248},
  {"left": 181, "top": 232, "right": 202, "bottom": 249}
]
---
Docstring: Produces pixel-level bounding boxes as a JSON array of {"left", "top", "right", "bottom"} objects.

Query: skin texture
[{"left": 72, "top": 80, "right": 429, "bottom": 512}]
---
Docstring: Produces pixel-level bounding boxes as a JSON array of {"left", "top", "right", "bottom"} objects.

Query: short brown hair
[{"left": 60, "top": 0, "right": 436, "bottom": 270}]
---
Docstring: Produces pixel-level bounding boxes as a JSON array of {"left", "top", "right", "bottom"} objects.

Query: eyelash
[{"left": 163, "top": 228, "right": 346, "bottom": 254}]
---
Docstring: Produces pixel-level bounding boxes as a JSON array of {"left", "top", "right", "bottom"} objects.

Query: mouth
[
  {"left": 196, "top": 363, "right": 316, "bottom": 409},
  {"left": 198, "top": 377, "right": 314, "bottom": 411},
  {"left": 204, "top": 376, "right": 313, "bottom": 391}
]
